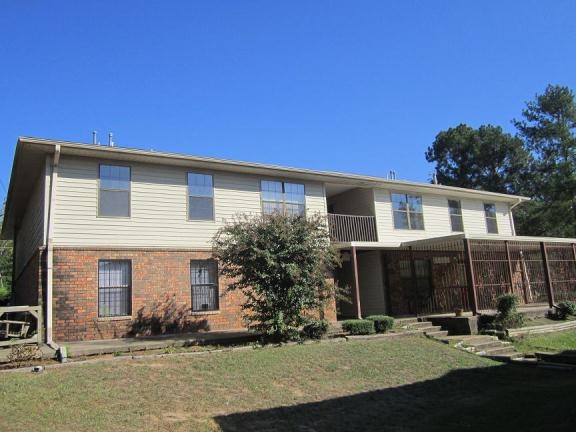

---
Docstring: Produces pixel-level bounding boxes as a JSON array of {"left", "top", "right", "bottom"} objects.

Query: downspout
[
  {"left": 508, "top": 198, "right": 523, "bottom": 236},
  {"left": 45, "top": 145, "right": 61, "bottom": 350}
]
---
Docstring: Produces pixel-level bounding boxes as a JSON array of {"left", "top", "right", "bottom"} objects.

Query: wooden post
[
  {"left": 540, "top": 242, "right": 554, "bottom": 308},
  {"left": 351, "top": 247, "right": 362, "bottom": 319},
  {"left": 505, "top": 241, "right": 524, "bottom": 302},
  {"left": 463, "top": 239, "right": 479, "bottom": 315},
  {"left": 408, "top": 246, "right": 419, "bottom": 316}
]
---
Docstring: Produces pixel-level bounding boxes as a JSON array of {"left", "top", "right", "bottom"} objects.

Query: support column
[
  {"left": 408, "top": 246, "right": 419, "bottom": 316},
  {"left": 463, "top": 239, "right": 479, "bottom": 315},
  {"left": 540, "top": 242, "right": 554, "bottom": 308},
  {"left": 351, "top": 246, "right": 362, "bottom": 319}
]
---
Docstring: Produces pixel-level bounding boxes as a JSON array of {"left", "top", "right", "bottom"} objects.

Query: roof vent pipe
[
  {"left": 92, "top": 130, "right": 98, "bottom": 145},
  {"left": 108, "top": 132, "right": 114, "bottom": 147}
]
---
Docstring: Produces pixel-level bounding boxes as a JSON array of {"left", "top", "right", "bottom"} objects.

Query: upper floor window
[
  {"left": 391, "top": 193, "right": 424, "bottom": 230},
  {"left": 484, "top": 203, "right": 499, "bottom": 234},
  {"left": 99, "top": 165, "right": 130, "bottom": 217},
  {"left": 191, "top": 260, "right": 219, "bottom": 312},
  {"left": 98, "top": 260, "right": 131, "bottom": 317},
  {"left": 188, "top": 173, "right": 214, "bottom": 220},
  {"left": 261, "top": 180, "right": 305, "bottom": 216},
  {"left": 448, "top": 200, "right": 464, "bottom": 232}
]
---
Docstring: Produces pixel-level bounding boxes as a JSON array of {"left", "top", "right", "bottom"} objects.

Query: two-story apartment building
[{"left": 2, "top": 137, "right": 576, "bottom": 343}]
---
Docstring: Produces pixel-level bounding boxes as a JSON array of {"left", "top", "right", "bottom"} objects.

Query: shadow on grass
[{"left": 215, "top": 363, "right": 576, "bottom": 432}]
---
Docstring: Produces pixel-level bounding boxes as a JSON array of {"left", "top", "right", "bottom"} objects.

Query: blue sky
[{"left": 1, "top": 1, "right": 575, "bottom": 204}]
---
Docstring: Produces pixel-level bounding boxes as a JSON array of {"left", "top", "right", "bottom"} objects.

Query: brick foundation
[{"left": 52, "top": 248, "right": 337, "bottom": 342}]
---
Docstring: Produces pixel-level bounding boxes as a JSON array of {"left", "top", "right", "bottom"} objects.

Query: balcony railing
[{"left": 327, "top": 213, "right": 378, "bottom": 242}]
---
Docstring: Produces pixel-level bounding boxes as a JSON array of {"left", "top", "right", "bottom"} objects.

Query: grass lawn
[
  {"left": 513, "top": 330, "right": 576, "bottom": 354},
  {"left": 1, "top": 336, "right": 575, "bottom": 431}
]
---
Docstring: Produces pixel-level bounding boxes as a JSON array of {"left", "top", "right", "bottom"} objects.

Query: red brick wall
[{"left": 52, "top": 248, "right": 337, "bottom": 342}]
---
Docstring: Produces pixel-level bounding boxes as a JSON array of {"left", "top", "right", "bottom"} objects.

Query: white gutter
[
  {"left": 45, "top": 145, "right": 60, "bottom": 350},
  {"left": 508, "top": 198, "right": 524, "bottom": 236}
]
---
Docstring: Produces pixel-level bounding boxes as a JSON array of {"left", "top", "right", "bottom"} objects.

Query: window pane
[
  {"left": 391, "top": 193, "right": 407, "bottom": 211},
  {"left": 409, "top": 212, "right": 425, "bottom": 230},
  {"left": 189, "top": 196, "right": 214, "bottom": 220},
  {"left": 99, "top": 190, "right": 130, "bottom": 217},
  {"left": 191, "top": 260, "right": 218, "bottom": 311},
  {"left": 261, "top": 180, "right": 283, "bottom": 203},
  {"left": 486, "top": 218, "right": 499, "bottom": 234},
  {"left": 285, "top": 183, "right": 305, "bottom": 204},
  {"left": 393, "top": 211, "right": 409, "bottom": 229},
  {"left": 285, "top": 203, "right": 305, "bottom": 217},
  {"left": 451, "top": 214, "right": 464, "bottom": 232},
  {"left": 100, "top": 165, "right": 130, "bottom": 190},
  {"left": 407, "top": 195, "right": 423, "bottom": 213},
  {"left": 98, "top": 260, "right": 131, "bottom": 317},
  {"left": 484, "top": 203, "right": 496, "bottom": 218},
  {"left": 188, "top": 173, "right": 213, "bottom": 197},
  {"left": 448, "top": 200, "right": 461, "bottom": 215},
  {"left": 262, "top": 201, "right": 283, "bottom": 215}
]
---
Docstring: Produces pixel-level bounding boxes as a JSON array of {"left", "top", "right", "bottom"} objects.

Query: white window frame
[
  {"left": 448, "top": 199, "right": 464, "bottom": 232},
  {"left": 187, "top": 172, "right": 215, "bottom": 221},
  {"left": 484, "top": 203, "right": 499, "bottom": 234},
  {"left": 260, "top": 180, "right": 306, "bottom": 217},
  {"left": 391, "top": 192, "right": 425, "bottom": 230}
]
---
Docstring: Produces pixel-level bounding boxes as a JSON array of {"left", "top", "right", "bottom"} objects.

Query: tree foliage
[
  {"left": 426, "top": 84, "right": 576, "bottom": 237},
  {"left": 213, "top": 213, "right": 340, "bottom": 342},
  {"left": 425, "top": 124, "right": 529, "bottom": 194},
  {"left": 0, "top": 205, "right": 13, "bottom": 303},
  {"left": 513, "top": 84, "right": 576, "bottom": 237}
]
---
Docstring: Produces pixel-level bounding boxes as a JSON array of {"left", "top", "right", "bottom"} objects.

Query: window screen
[
  {"left": 99, "top": 165, "right": 130, "bottom": 217},
  {"left": 98, "top": 260, "right": 131, "bottom": 317},
  {"left": 191, "top": 260, "right": 219, "bottom": 311},
  {"left": 188, "top": 173, "right": 214, "bottom": 220}
]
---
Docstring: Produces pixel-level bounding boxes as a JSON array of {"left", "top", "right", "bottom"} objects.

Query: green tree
[
  {"left": 513, "top": 84, "right": 576, "bottom": 237},
  {"left": 0, "top": 204, "right": 13, "bottom": 303},
  {"left": 212, "top": 213, "right": 340, "bottom": 342},
  {"left": 425, "top": 124, "right": 529, "bottom": 194}
]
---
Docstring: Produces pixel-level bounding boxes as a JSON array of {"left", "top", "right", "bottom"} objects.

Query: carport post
[
  {"left": 540, "top": 242, "right": 554, "bottom": 308},
  {"left": 463, "top": 239, "right": 479, "bottom": 315},
  {"left": 351, "top": 246, "right": 362, "bottom": 319}
]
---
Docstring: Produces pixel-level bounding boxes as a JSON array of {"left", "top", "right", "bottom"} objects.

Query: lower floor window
[
  {"left": 98, "top": 260, "right": 131, "bottom": 317},
  {"left": 191, "top": 260, "right": 219, "bottom": 311}
]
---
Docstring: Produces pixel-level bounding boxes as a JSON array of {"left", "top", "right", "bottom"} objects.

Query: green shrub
[
  {"left": 556, "top": 301, "right": 576, "bottom": 320},
  {"left": 478, "top": 314, "right": 497, "bottom": 330},
  {"left": 302, "top": 319, "right": 329, "bottom": 339},
  {"left": 365, "top": 315, "right": 394, "bottom": 333},
  {"left": 341, "top": 319, "right": 375, "bottom": 335},
  {"left": 496, "top": 293, "right": 519, "bottom": 316},
  {"left": 499, "top": 312, "right": 525, "bottom": 329}
]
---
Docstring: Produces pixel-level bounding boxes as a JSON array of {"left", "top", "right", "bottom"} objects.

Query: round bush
[
  {"left": 341, "top": 319, "right": 375, "bottom": 335},
  {"left": 365, "top": 315, "right": 394, "bottom": 333},
  {"left": 302, "top": 319, "right": 329, "bottom": 339},
  {"left": 496, "top": 294, "right": 520, "bottom": 316},
  {"left": 556, "top": 301, "right": 576, "bottom": 320}
]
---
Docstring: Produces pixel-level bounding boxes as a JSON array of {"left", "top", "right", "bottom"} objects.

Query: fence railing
[
  {"left": 0, "top": 305, "right": 42, "bottom": 347},
  {"left": 327, "top": 213, "right": 378, "bottom": 242}
]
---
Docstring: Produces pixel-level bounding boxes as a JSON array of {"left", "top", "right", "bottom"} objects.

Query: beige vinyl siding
[
  {"left": 53, "top": 156, "right": 326, "bottom": 248},
  {"left": 328, "top": 188, "right": 375, "bottom": 216},
  {"left": 358, "top": 251, "right": 386, "bottom": 316},
  {"left": 15, "top": 175, "right": 45, "bottom": 276},
  {"left": 374, "top": 189, "right": 514, "bottom": 242}
]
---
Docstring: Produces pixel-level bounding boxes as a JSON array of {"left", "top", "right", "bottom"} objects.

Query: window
[
  {"left": 99, "top": 165, "right": 130, "bottom": 217},
  {"left": 391, "top": 193, "right": 424, "bottom": 230},
  {"left": 191, "top": 260, "right": 219, "bottom": 312},
  {"left": 261, "top": 180, "right": 305, "bottom": 216},
  {"left": 188, "top": 173, "right": 214, "bottom": 220},
  {"left": 98, "top": 260, "right": 131, "bottom": 317},
  {"left": 448, "top": 200, "right": 464, "bottom": 232},
  {"left": 484, "top": 203, "right": 499, "bottom": 234}
]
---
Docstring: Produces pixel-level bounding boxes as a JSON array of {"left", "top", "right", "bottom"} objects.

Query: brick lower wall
[{"left": 52, "top": 248, "right": 337, "bottom": 342}]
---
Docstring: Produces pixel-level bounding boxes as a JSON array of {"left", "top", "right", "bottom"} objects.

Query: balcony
[{"left": 327, "top": 213, "right": 378, "bottom": 242}]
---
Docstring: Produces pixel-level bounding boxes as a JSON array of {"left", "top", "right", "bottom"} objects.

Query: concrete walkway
[{"left": 1, "top": 329, "right": 257, "bottom": 361}]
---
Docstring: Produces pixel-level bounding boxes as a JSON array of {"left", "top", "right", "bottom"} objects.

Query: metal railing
[
  {"left": 327, "top": 213, "right": 378, "bottom": 242},
  {"left": 0, "top": 305, "right": 42, "bottom": 347}
]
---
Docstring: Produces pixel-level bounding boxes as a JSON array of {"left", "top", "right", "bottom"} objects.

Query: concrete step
[
  {"left": 394, "top": 318, "right": 419, "bottom": 325},
  {"left": 480, "top": 345, "right": 518, "bottom": 356},
  {"left": 425, "top": 330, "right": 449, "bottom": 338},
  {"left": 488, "top": 352, "right": 525, "bottom": 361},
  {"left": 463, "top": 340, "right": 503, "bottom": 350}
]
